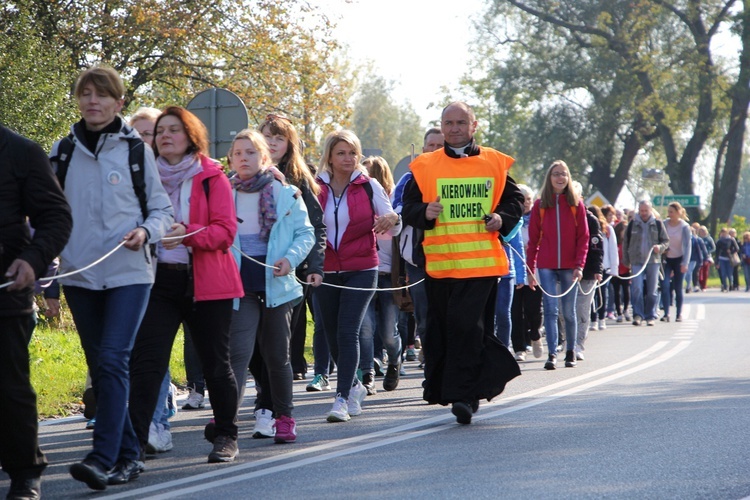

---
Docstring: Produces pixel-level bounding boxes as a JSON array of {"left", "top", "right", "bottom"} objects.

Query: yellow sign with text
[{"left": 437, "top": 177, "right": 494, "bottom": 224}]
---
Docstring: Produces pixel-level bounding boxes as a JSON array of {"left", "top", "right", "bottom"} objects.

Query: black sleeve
[
  {"left": 17, "top": 137, "right": 72, "bottom": 278},
  {"left": 495, "top": 175, "right": 525, "bottom": 238},
  {"left": 401, "top": 177, "right": 436, "bottom": 230},
  {"left": 583, "top": 213, "right": 604, "bottom": 277},
  {"left": 298, "top": 179, "right": 326, "bottom": 277}
]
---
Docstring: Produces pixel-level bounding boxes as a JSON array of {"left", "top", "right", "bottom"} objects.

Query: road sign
[
  {"left": 652, "top": 194, "right": 700, "bottom": 207},
  {"left": 586, "top": 191, "right": 610, "bottom": 208},
  {"left": 187, "top": 88, "right": 248, "bottom": 159}
]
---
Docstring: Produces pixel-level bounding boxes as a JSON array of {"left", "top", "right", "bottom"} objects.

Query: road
[{"left": 23, "top": 289, "right": 750, "bottom": 499}]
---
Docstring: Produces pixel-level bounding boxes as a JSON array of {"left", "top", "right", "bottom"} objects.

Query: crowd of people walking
[{"left": 2, "top": 64, "right": 746, "bottom": 498}]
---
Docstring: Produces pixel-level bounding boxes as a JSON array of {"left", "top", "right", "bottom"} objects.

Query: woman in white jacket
[
  {"left": 589, "top": 205, "right": 618, "bottom": 330},
  {"left": 51, "top": 66, "right": 173, "bottom": 490}
]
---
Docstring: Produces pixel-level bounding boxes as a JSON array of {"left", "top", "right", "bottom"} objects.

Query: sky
[{"left": 310, "top": 0, "right": 486, "bottom": 126}]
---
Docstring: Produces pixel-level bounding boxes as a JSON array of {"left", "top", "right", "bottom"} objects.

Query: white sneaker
[
  {"left": 575, "top": 350, "right": 585, "bottom": 361},
  {"left": 616, "top": 315, "right": 624, "bottom": 323},
  {"left": 182, "top": 388, "right": 205, "bottom": 410},
  {"left": 147, "top": 422, "right": 173, "bottom": 453},
  {"left": 253, "top": 409, "right": 275, "bottom": 438},
  {"left": 347, "top": 380, "right": 367, "bottom": 416},
  {"left": 514, "top": 351, "right": 526, "bottom": 362},
  {"left": 589, "top": 322, "right": 598, "bottom": 331},
  {"left": 598, "top": 319, "right": 607, "bottom": 330},
  {"left": 531, "top": 339, "right": 543, "bottom": 358},
  {"left": 327, "top": 395, "right": 350, "bottom": 422}
]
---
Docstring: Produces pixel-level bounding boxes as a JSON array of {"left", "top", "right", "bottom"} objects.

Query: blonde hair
[
  {"left": 668, "top": 201, "right": 689, "bottom": 221},
  {"left": 539, "top": 160, "right": 577, "bottom": 209},
  {"left": 517, "top": 183, "right": 535, "bottom": 199},
  {"left": 318, "top": 130, "right": 364, "bottom": 177},
  {"left": 227, "top": 129, "right": 272, "bottom": 168},
  {"left": 361, "top": 156, "right": 394, "bottom": 195},
  {"left": 129, "top": 107, "right": 161, "bottom": 126}
]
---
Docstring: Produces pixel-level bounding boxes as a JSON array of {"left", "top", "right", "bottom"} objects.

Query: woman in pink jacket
[
  {"left": 526, "top": 160, "right": 589, "bottom": 370},
  {"left": 128, "top": 107, "right": 244, "bottom": 468}
]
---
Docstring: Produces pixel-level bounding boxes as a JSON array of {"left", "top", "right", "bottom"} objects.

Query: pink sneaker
[{"left": 273, "top": 415, "right": 297, "bottom": 443}]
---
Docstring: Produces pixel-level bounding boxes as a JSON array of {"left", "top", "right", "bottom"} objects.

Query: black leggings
[{"left": 611, "top": 274, "right": 631, "bottom": 316}]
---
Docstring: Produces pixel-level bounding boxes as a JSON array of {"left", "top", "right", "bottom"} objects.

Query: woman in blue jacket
[{"left": 225, "top": 129, "right": 314, "bottom": 444}]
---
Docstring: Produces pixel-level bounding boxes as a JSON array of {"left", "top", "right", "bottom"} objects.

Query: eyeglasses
[{"left": 551, "top": 171, "right": 569, "bottom": 178}]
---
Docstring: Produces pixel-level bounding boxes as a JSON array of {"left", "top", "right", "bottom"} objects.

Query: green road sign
[{"left": 652, "top": 194, "right": 700, "bottom": 207}]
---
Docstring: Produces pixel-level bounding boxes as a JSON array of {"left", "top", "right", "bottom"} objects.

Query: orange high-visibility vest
[{"left": 410, "top": 148, "right": 514, "bottom": 279}]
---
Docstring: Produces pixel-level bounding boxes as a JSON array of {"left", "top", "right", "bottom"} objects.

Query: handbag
[{"left": 730, "top": 252, "right": 741, "bottom": 267}]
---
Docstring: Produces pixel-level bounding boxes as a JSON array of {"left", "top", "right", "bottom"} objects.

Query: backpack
[
  {"left": 51, "top": 131, "right": 149, "bottom": 223},
  {"left": 50, "top": 130, "right": 180, "bottom": 259}
]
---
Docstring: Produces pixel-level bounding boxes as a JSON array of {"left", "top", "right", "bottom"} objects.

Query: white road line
[
  {"left": 100, "top": 341, "right": 676, "bottom": 499},
  {"left": 147, "top": 342, "right": 693, "bottom": 499},
  {"left": 696, "top": 304, "right": 705, "bottom": 320},
  {"left": 682, "top": 304, "right": 691, "bottom": 319}
]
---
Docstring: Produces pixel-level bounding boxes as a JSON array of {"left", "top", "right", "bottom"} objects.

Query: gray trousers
[
  {"left": 575, "top": 280, "right": 597, "bottom": 351},
  {"left": 229, "top": 294, "right": 294, "bottom": 417}
]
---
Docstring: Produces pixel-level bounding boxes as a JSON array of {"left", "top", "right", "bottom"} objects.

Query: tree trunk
[{"left": 714, "top": 2, "right": 750, "bottom": 225}]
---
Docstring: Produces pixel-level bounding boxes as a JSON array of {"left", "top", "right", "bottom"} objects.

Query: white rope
[
  {"left": 577, "top": 279, "right": 599, "bottom": 296},
  {"left": 311, "top": 277, "right": 426, "bottom": 292},
  {"left": 510, "top": 244, "right": 657, "bottom": 299},
  {"left": 0, "top": 241, "right": 127, "bottom": 290},
  {"left": 0, "top": 227, "right": 208, "bottom": 291},
  {"left": 231, "top": 244, "right": 424, "bottom": 292},
  {"left": 162, "top": 226, "right": 207, "bottom": 241}
]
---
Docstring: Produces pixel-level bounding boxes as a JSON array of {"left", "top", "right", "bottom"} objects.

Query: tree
[
  {"left": 473, "top": 0, "right": 741, "bottom": 221},
  {"left": 0, "top": 4, "right": 78, "bottom": 149},
  {"left": 8, "top": 0, "right": 355, "bottom": 154},
  {"left": 711, "top": 2, "right": 749, "bottom": 230},
  {"left": 466, "top": 8, "right": 661, "bottom": 195},
  {"left": 351, "top": 73, "right": 424, "bottom": 169}
]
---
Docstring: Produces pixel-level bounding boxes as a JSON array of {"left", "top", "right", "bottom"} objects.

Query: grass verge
[{"left": 32, "top": 306, "right": 316, "bottom": 419}]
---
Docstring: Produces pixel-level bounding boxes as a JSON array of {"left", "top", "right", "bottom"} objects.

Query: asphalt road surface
[{"left": 17, "top": 289, "right": 750, "bottom": 499}]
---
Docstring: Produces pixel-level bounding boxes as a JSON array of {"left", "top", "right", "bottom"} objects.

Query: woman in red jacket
[
  {"left": 526, "top": 160, "right": 589, "bottom": 370},
  {"left": 128, "top": 107, "right": 244, "bottom": 467}
]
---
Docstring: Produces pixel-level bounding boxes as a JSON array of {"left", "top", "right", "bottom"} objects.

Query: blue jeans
[
  {"left": 311, "top": 293, "right": 331, "bottom": 376},
  {"left": 538, "top": 269, "right": 577, "bottom": 355},
  {"left": 684, "top": 261, "right": 697, "bottom": 291},
  {"left": 64, "top": 284, "right": 150, "bottom": 469},
  {"left": 743, "top": 263, "right": 750, "bottom": 291},
  {"left": 360, "top": 273, "right": 402, "bottom": 370},
  {"left": 152, "top": 371, "right": 171, "bottom": 430},
  {"left": 630, "top": 263, "right": 661, "bottom": 320},
  {"left": 718, "top": 258, "right": 733, "bottom": 290},
  {"left": 605, "top": 281, "right": 615, "bottom": 314},
  {"left": 314, "top": 270, "right": 376, "bottom": 398},
  {"left": 494, "top": 277, "right": 514, "bottom": 348},
  {"left": 661, "top": 257, "right": 684, "bottom": 318}
]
